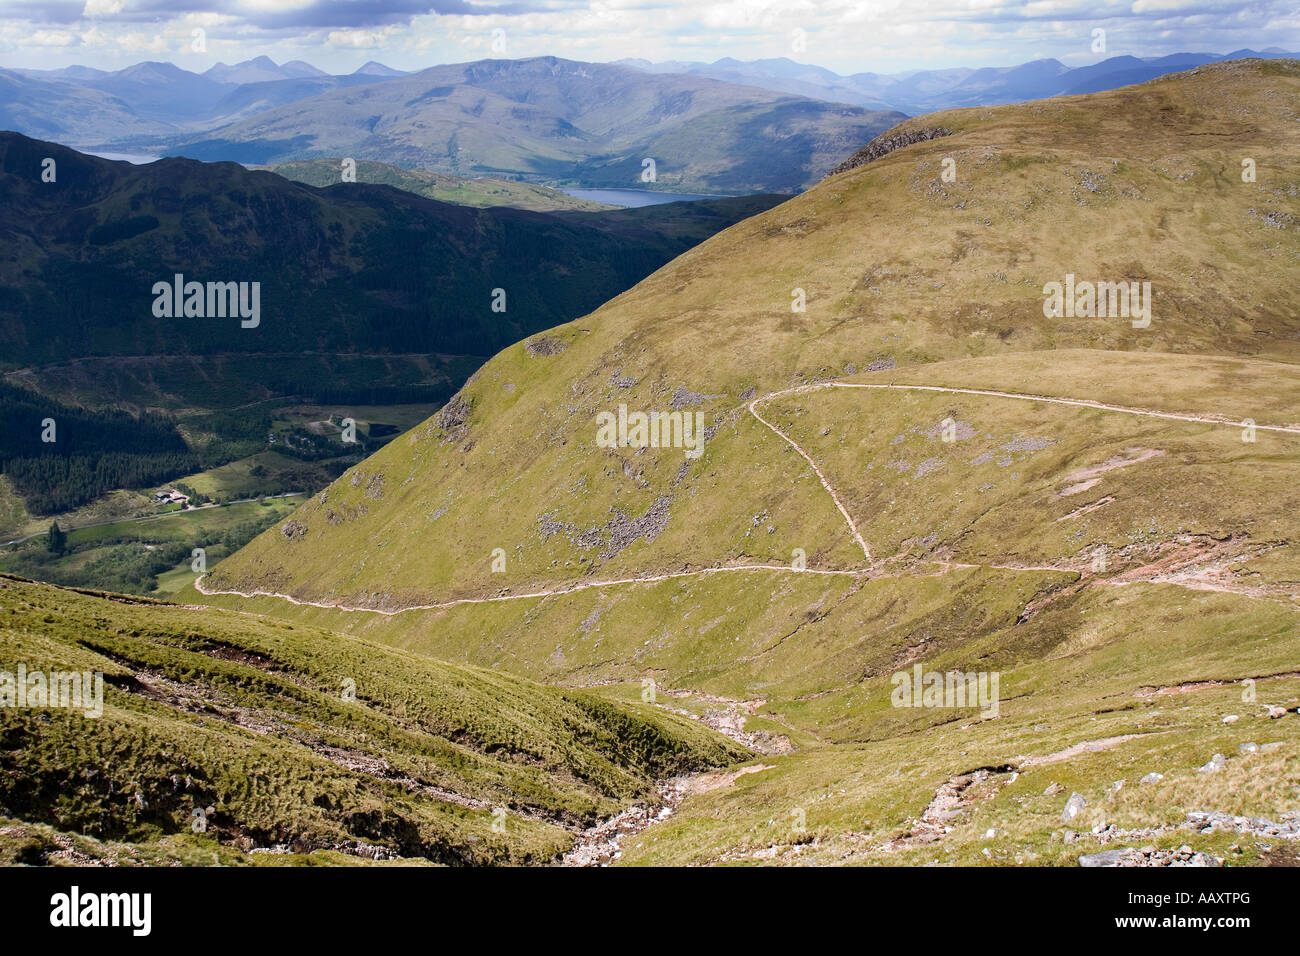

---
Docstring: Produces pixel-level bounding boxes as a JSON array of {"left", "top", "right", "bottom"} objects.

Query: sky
[{"left": 0, "top": 0, "right": 1296, "bottom": 76}]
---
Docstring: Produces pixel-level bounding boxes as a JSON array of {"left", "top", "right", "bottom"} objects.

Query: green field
[
  {"left": 0, "top": 397, "right": 441, "bottom": 553},
  {"left": 0, "top": 496, "right": 306, "bottom": 597}
]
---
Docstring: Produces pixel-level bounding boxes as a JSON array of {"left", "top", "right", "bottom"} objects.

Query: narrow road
[{"left": 196, "top": 562, "right": 872, "bottom": 614}]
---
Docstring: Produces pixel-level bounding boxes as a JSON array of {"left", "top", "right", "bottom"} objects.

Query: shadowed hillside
[
  {"left": 264, "top": 157, "right": 617, "bottom": 212},
  {"left": 0, "top": 132, "right": 785, "bottom": 369}
]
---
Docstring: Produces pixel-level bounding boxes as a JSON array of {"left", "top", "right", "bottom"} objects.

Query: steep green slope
[
  {"left": 0, "top": 134, "right": 783, "bottom": 545},
  {"left": 206, "top": 60, "right": 1300, "bottom": 607},
  {"left": 195, "top": 61, "right": 1300, "bottom": 866},
  {"left": 0, "top": 574, "right": 743, "bottom": 865}
]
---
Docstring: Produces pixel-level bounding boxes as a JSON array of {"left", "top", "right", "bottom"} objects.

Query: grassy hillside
[
  {"left": 0, "top": 134, "right": 787, "bottom": 554},
  {"left": 206, "top": 60, "right": 1300, "bottom": 605},
  {"left": 265, "top": 158, "right": 615, "bottom": 212},
  {"left": 0, "top": 574, "right": 744, "bottom": 865},
  {"left": 194, "top": 61, "right": 1300, "bottom": 866}
]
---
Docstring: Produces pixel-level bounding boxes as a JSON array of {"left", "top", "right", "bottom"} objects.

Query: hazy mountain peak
[
  {"left": 118, "top": 60, "right": 198, "bottom": 79},
  {"left": 352, "top": 60, "right": 406, "bottom": 76},
  {"left": 617, "top": 49, "right": 1296, "bottom": 114},
  {"left": 205, "top": 56, "right": 296, "bottom": 84},
  {"left": 281, "top": 59, "right": 328, "bottom": 78}
]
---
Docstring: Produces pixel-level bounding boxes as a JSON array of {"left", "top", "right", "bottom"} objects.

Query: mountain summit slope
[
  {"left": 194, "top": 59, "right": 1300, "bottom": 867},
  {"left": 206, "top": 59, "right": 1300, "bottom": 606}
]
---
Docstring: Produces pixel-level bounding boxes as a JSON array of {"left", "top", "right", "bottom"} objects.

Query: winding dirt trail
[
  {"left": 188, "top": 381, "right": 1297, "bottom": 867},
  {"left": 817, "top": 382, "right": 1300, "bottom": 435},
  {"left": 748, "top": 392, "right": 873, "bottom": 561},
  {"left": 196, "top": 381, "right": 1298, "bottom": 614},
  {"left": 196, "top": 563, "right": 868, "bottom": 613}
]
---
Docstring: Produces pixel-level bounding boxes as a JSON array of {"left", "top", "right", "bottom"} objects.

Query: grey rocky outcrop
[{"left": 830, "top": 126, "right": 954, "bottom": 176}]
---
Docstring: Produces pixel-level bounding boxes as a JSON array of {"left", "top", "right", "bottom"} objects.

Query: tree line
[{"left": 0, "top": 382, "right": 195, "bottom": 514}]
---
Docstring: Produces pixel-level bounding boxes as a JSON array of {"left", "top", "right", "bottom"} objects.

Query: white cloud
[
  {"left": 0, "top": 0, "right": 1294, "bottom": 73},
  {"left": 239, "top": 0, "right": 317, "bottom": 11},
  {"left": 115, "top": 30, "right": 169, "bottom": 52},
  {"left": 30, "top": 28, "right": 76, "bottom": 45},
  {"left": 78, "top": 25, "right": 108, "bottom": 45},
  {"left": 82, "top": 0, "right": 124, "bottom": 15},
  {"left": 327, "top": 27, "right": 395, "bottom": 48}
]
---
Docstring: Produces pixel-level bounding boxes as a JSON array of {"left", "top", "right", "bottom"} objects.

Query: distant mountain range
[
  {"left": 202, "top": 56, "right": 330, "bottom": 85},
  {"left": 3, "top": 50, "right": 1294, "bottom": 196},
  {"left": 13, "top": 55, "right": 404, "bottom": 89},
  {"left": 0, "top": 55, "right": 901, "bottom": 194},
  {"left": 615, "top": 48, "right": 1300, "bottom": 113},
  {"left": 164, "top": 57, "right": 903, "bottom": 194},
  {"left": 1, "top": 56, "right": 411, "bottom": 138}
]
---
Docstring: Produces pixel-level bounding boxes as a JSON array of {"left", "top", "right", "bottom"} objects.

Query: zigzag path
[{"left": 196, "top": 382, "right": 1300, "bottom": 614}]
